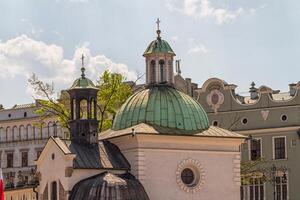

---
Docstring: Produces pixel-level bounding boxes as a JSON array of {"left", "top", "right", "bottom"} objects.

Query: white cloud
[
  {"left": 188, "top": 44, "right": 209, "bottom": 54},
  {"left": 166, "top": 0, "right": 253, "bottom": 25},
  {"left": 0, "top": 35, "right": 137, "bottom": 98}
]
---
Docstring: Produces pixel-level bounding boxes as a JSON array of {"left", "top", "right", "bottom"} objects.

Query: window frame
[
  {"left": 274, "top": 172, "right": 289, "bottom": 200},
  {"left": 248, "top": 138, "right": 262, "bottom": 161},
  {"left": 272, "top": 136, "right": 287, "bottom": 160},
  {"left": 21, "top": 151, "right": 28, "bottom": 167},
  {"left": 6, "top": 152, "right": 14, "bottom": 168}
]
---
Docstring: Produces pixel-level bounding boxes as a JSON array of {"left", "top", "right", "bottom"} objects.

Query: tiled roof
[
  {"left": 11, "top": 103, "right": 35, "bottom": 109},
  {"left": 52, "top": 137, "right": 130, "bottom": 170},
  {"left": 101, "top": 123, "right": 246, "bottom": 140}
]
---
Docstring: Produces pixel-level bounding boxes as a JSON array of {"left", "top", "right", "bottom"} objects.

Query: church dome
[
  {"left": 112, "top": 85, "right": 209, "bottom": 132},
  {"left": 69, "top": 172, "right": 149, "bottom": 200},
  {"left": 143, "top": 38, "right": 175, "bottom": 56},
  {"left": 69, "top": 76, "right": 98, "bottom": 90}
]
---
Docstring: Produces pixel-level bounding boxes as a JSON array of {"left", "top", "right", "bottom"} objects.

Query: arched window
[
  {"left": 0, "top": 128, "right": 5, "bottom": 143},
  {"left": 48, "top": 122, "right": 54, "bottom": 137},
  {"left": 51, "top": 181, "right": 57, "bottom": 200},
  {"left": 34, "top": 126, "right": 42, "bottom": 140},
  {"left": 80, "top": 99, "right": 88, "bottom": 119},
  {"left": 90, "top": 98, "right": 95, "bottom": 119},
  {"left": 150, "top": 60, "right": 156, "bottom": 83},
  {"left": 53, "top": 123, "right": 57, "bottom": 137},
  {"left": 73, "top": 99, "right": 76, "bottom": 120},
  {"left": 19, "top": 125, "right": 26, "bottom": 141},
  {"left": 42, "top": 122, "right": 47, "bottom": 139},
  {"left": 159, "top": 60, "right": 165, "bottom": 82},
  {"left": 12, "top": 126, "right": 19, "bottom": 141},
  {"left": 26, "top": 125, "right": 33, "bottom": 140},
  {"left": 6, "top": 127, "right": 12, "bottom": 142}
]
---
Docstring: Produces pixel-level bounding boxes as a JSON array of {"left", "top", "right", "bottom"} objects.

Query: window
[
  {"left": 250, "top": 139, "right": 261, "bottom": 160},
  {"left": 23, "top": 112, "right": 27, "bottom": 117},
  {"left": 7, "top": 153, "right": 13, "bottom": 168},
  {"left": 242, "top": 118, "right": 248, "bottom": 125},
  {"left": 274, "top": 137, "right": 286, "bottom": 160},
  {"left": 159, "top": 60, "right": 165, "bottom": 82},
  {"left": 150, "top": 60, "right": 156, "bottom": 83},
  {"left": 51, "top": 181, "right": 58, "bottom": 200},
  {"left": 21, "top": 151, "right": 28, "bottom": 167},
  {"left": 53, "top": 123, "right": 57, "bottom": 137},
  {"left": 275, "top": 175, "right": 288, "bottom": 200},
  {"left": 181, "top": 168, "right": 195, "bottom": 186},
  {"left": 249, "top": 178, "right": 265, "bottom": 200},
  {"left": 212, "top": 120, "right": 218, "bottom": 126},
  {"left": 280, "top": 114, "right": 288, "bottom": 122}
]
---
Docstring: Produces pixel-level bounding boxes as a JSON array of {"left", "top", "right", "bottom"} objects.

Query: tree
[
  {"left": 28, "top": 70, "right": 133, "bottom": 132},
  {"left": 28, "top": 74, "right": 70, "bottom": 130},
  {"left": 97, "top": 70, "right": 132, "bottom": 132},
  {"left": 241, "top": 158, "right": 268, "bottom": 185}
]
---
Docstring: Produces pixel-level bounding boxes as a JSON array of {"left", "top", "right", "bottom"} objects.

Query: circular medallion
[{"left": 176, "top": 158, "right": 205, "bottom": 193}]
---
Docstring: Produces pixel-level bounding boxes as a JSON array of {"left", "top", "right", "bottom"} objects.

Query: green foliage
[
  {"left": 28, "top": 74, "right": 71, "bottom": 130},
  {"left": 241, "top": 158, "right": 268, "bottom": 185},
  {"left": 97, "top": 70, "right": 132, "bottom": 131},
  {"left": 29, "top": 70, "right": 132, "bottom": 132}
]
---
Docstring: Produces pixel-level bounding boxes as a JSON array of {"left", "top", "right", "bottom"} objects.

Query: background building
[
  {"left": 0, "top": 102, "right": 67, "bottom": 199},
  {"left": 197, "top": 78, "right": 300, "bottom": 200}
]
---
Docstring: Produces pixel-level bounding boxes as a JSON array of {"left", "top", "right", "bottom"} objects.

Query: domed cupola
[
  {"left": 69, "top": 172, "right": 149, "bottom": 200},
  {"left": 143, "top": 18, "right": 176, "bottom": 85},
  {"left": 112, "top": 19, "right": 209, "bottom": 133},
  {"left": 112, "top": 85, "right": 209, "bottom": 132}
]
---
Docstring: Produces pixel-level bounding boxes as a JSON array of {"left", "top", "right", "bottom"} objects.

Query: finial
[
  {"left": 156, "top": 18, "right": 161, "bottom": 39},
  {"left": 81, "top": 54, "right": 85, "bottom": 78},
  {"left": 250, "top": 81, "right": 255, "bottom": 89}
]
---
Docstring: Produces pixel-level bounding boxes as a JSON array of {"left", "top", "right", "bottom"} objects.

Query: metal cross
[
  {"left": 156, "top": 18, "right": 161, "bottom": 30},
  {"left": 81, "top": 54, "right": 85, "bottom": 68},
  {"left": 81, "top": 54, "right": 85, "bottom": 77}
]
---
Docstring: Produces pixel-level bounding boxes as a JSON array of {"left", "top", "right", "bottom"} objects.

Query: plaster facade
[
  {"left": 110, "top": 134, "right": 243, "bottom": 200},
  {"left": 197, "top": 78, "right": 300, "bottom": 200}
]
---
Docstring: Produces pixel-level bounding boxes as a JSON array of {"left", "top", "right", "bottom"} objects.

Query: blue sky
[{"left": 0, "top": 0, "right": 300, "bottom": 107}]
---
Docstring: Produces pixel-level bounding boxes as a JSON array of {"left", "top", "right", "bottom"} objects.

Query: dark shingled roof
[
  {"left": 52, "top": 137, "right": 130, "bottom": 170},
  {"left": 69, "top": 172, "right": 149, "bottom": 200}
]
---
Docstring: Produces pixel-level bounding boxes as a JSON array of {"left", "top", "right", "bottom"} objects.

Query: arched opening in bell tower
[{"left": 159, "top": 60, "right": 165, "bottom": 82}]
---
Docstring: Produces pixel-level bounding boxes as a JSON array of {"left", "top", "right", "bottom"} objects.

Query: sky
[{"left": 0, "top": 0, "right": 300, "bottom": 108}]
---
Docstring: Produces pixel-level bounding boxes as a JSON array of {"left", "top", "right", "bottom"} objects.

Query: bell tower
[
  {"left": 143, "top": 18, "right": 176, "bottom": 85},
  {"left": 67, "top": 54, "right": 99, "bottom": 144}
]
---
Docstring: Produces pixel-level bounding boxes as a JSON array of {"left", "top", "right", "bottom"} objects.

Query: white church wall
[{"left": 111, "top": 134, "right": 242, "bottom": 200}]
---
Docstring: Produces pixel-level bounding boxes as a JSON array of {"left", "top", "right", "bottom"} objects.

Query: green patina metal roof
[
  {"left": 69, "top": 77, "right": 98, "bottom": 90},
  {"left": 143, "top": 38, "right": 175, "bottom": 56},
  {"left": 112, "top": 85, "right": 209, "bottom": 133}
]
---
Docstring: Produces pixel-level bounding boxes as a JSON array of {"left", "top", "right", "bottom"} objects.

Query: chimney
[{"left": 289, "top": 83, "right": 297, "bottom": 96}]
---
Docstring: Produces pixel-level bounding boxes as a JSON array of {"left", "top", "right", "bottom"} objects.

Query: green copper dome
[
  {"left": 112, "top": 85, "right": 209, "bottom": 132},
  {"left": 143, "top": 38, "right": 175, "bottom": 56},
  {"left": 70, "top": 77, "right": 98, "bottom": 90}
]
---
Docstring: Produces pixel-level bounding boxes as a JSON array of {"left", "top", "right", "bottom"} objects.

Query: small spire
[
  {"left": 81, "top": 54, "right": 85, "bottom": 78},
  {"left": 156, "top": 18, "right": 161, "bottom": 39}
]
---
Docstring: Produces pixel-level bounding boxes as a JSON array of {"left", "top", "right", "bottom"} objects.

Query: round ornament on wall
[
  {"left": 175, "top": 158, "right": 205, "bottom": 193},
  {"left": 206, "top": 89, "right": 224, "bottom": 113}
]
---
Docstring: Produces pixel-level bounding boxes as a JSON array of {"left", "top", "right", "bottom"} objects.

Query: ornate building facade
[
  {"left": 0, "top": 103, "right": 67, "bottom": 199},
  {"left": 197, "top": 78, "right": 300, "bottom": 200}
]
